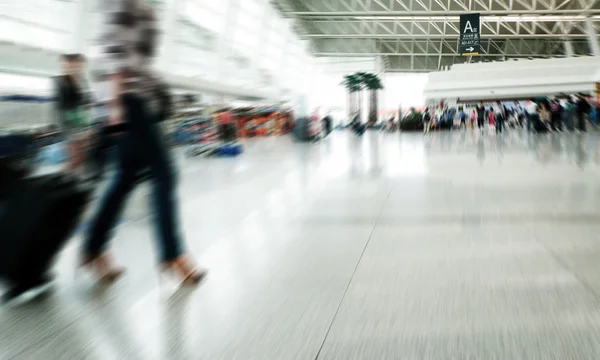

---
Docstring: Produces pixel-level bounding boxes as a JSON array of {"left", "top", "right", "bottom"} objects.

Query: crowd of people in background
[{"left": 422, "top": 94, "right": 598, "bottom": 134}]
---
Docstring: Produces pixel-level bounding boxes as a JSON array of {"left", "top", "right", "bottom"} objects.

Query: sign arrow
[{"left": 466, "top": 47, "right": 474, "bottom": 52}]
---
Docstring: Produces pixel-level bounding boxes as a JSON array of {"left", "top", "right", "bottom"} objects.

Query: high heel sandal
[
  {"left": 78, "top": 253, "right": 125, "bottom": 283},
  {"left": 160, "top": 255, "right": 207, "bottom": 287}
]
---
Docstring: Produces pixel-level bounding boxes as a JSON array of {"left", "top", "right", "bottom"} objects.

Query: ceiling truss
[{"left": 272, "top": 0, "right": 600, "bottom": 71}]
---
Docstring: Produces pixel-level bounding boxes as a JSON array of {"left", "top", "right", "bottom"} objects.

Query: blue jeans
[
  {"left": 85, "top": 95, "right": 183, "bottom": 261},
  {"left": 496, "top": 117, "right": 504, "bottom": 133}
]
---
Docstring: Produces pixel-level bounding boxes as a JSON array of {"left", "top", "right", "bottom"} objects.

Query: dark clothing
[
  {"left": 55, "top": 75, "right": 86, "bottom": 111},
  {"left": 577, "top": 98, "right": 591, "bottom": 116},
  {"left": 577, "top": 113, "right": 587, "bottom": 132},
  {"left": 495, "top": 115, "right": 504, "bottom": 133},
  {"left": 85, "top": 94, "right": 183, "bottom": 261},
  {"left": 551, "top": 106, "right": 563, "bottom": 131},
  {"left": 54, "top": 75, "right": 94, "bottom": 131},
  {"left": 477, "top": 118, "right": 485, "bottom": 129},
  {"left": 476, "top": 106, "right": 486, "bottom": 121},
  {"left": 219, "top": 123, "right": 237, "bottom": 142},
  {"left": 322, "top": 116, "right": 333, "bottom": 136},
  {"left": 88, "top": 130, "right": 115, "bottom": 180},
  {"left": 576, "top": 99, "right": 590, "bottom": 132},
  {"left": 424, "top": 112, "right": 431, "bottom": 123}
]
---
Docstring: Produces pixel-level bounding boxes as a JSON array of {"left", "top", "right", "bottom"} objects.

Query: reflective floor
[{"left": 4, "top": 129, "right": 600, "bottom": 359}]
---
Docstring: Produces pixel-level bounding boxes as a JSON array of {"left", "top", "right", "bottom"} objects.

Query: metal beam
[
  {"left": 313, "top": 52, "right": 566, "bottom": 57},
  {"left": 286, "top": 10, "right": 600, "bottom": 16},
  {"left": 302, "top": 34, "right": 594, "bottom": 39}
]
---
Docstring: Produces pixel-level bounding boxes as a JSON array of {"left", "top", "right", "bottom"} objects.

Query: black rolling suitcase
[{"left": 0, "top": 174, "right": 90, "bottom": 302}]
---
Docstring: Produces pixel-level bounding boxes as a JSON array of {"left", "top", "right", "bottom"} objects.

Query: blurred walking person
[
  {"left": 476, "top": 102, "right": 485, "bottom": 133},
  {"left": 82, "top": 0, "right": 206, "bottom": 284},
  {"left": 423, "top": 108, "right": 431, "bottom": 133},
  {"left": 55, "top": 54, "right": 93, "bottom": 178},
  {"left": 525, "top": 99, "right": 538, "bottom": 132},
  {"left": 550, "top": 100, "right": 563, "bottom": 132},
  {"left": 576, "top": 94, "right": 591, "bottom": 132},
  {"left": 459, "top": 107, "right": 467, "bottom": 129},
  {"left": 495, "top": 102, "right": 506, "bottom": 134},
  {"left": 539, "top": 102, "right": 551, "bottom": 131},
  {"left": 564, "top": 98, "right": 576, "bottom": 132}
]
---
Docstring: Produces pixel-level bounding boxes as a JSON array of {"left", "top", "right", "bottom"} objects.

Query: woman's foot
[
  {"left": 79, "top": 253, "right": 125, "bottom": 283},
  {"left": 161, "top": 254, "right": 207, "bottom": 286}
]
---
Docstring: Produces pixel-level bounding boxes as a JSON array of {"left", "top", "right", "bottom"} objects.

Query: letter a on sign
[
  {"left": 460, "top": 13, "right": 480, "bottom": 56},
  {"left": 464, "top": 21, "right": 473, "bottom": 33}
]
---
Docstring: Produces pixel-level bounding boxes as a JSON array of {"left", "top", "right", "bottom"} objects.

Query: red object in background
[
  {"left": 488, "top": 111, "right": 495, "bottom": 125},
  {"left": 217, "top": 111, "right": 233, "bottom": 125}
]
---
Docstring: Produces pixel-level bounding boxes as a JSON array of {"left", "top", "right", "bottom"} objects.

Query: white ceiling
[{"left": 272, "top": 0, "right": 600, "bottom": 71}]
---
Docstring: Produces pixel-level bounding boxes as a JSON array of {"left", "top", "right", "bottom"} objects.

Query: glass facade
[{"left": 0, "top": 0, "right": 322, "bottom": 105}]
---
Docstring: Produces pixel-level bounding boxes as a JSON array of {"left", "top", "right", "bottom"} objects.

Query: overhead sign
[{"left": 460, "top": 13, "right": 480, "bottom": 56}]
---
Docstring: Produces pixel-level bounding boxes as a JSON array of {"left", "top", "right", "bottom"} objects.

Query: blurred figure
[
  {"left": 564, "top": 97, "right": 576, "bottom": 131},
  {"left": 590, "top": 101, "right": 598, "bottom": 128},
  {"left": 322, "top": 112, "right": 333, "bottom": 136},
  {"left": 476, "top": 102, "right": 485, "bottom": 132},
  {"left": 470, "top": 109, "right": 476, "bottom": 128},
  {"left": 217, "top": 109, "right": 236, "bottom": 142},
  {"left": 594, "top": 102, "right": 600, "bottom": 125},
  {"left": 488, "top": 107, "right": 495, "bottom": 128},
  {"left": 513, "top": 101, "right": 524, "bottom": 127},
  {"left": 83, "top": 0, "right": 205, "bottom": 284},
  {"left": 54, "top": 53, "right": 92, "bottom": 177},
  {"left": 525, "top": 99, "right": 538, "bottom": 132},
  {"left": 423, "top": 107, "right": 431, "bottom": 133},
  {"left": 350, "top": 111, "right": 365, "bottom": 136},
  {"left": 550, "top": 99, "right": 563, "bottom": 132},
  {"left": 495, "top": 101, "right": 506, "bottom": 134},
  {"left": 459, "top": 107, "right": 466, "bottom": 129},
  {"left": 539, "top": 102, "right": 551, "bottom": 131},
  {"left": 576, "top": 94, "right": 591, "bottom": 132}
]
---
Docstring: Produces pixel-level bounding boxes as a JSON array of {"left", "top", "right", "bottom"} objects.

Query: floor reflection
[{"left": 4, "top": 129, "right": 600, "bottom": 359}]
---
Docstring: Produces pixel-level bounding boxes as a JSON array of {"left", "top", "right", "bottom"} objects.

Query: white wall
[
  {"left": 425, "top": 56, "right": 600, "bottom": 102},
  {"left": 0, "top": 0, "right": 331, "bottom": 106},
  {"left": 0, "top": 73, "right": 52, "bottom": 96},
  {"left": 382, "top": 73, "right": 429, "bottom": 111}
]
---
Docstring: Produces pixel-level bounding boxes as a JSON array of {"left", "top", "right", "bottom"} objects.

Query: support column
[
  {"left": 586, "top": 18, "right": 600, "bottom": 56},
  {"left": 564, "top": 39, "right": 574, "bottom": 57}
]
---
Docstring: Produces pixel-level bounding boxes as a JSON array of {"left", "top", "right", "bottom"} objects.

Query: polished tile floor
[{"left": 4, "top": 129, "right": 600, "bottom": 359}]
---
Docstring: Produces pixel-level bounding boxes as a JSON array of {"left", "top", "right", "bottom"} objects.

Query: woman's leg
[
  {"left": 84, "top": 136, "right": 138, "bottom": 258},
  {"left": 122, "top": 95, "right": 183, "bottom": 262},
  {"left": 147, "top": 143, "right": 182, "bottom": 261},
  {"left": 67, "top": 137, "right": 82, "bottom": 173}
]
